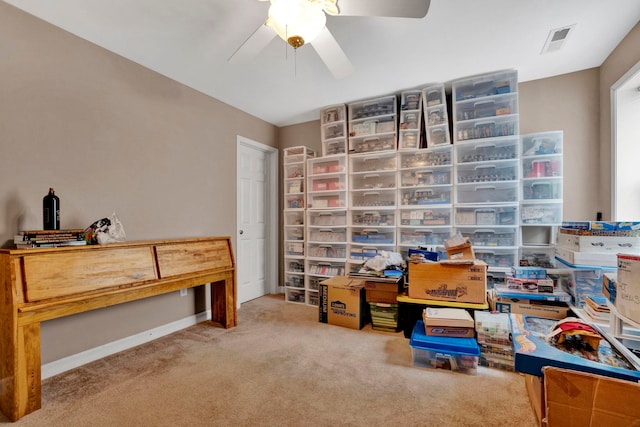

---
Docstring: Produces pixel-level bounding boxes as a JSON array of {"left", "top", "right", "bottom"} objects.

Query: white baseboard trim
[{"left": 42, "top": 310, "right": 211, "bottom": 379}]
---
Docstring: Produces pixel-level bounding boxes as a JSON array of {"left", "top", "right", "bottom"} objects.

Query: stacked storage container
[
  {"left": 452, "top": 70, "right": 520, "bottom": 273},
  {"left": 474, "top": 310, "right": 514, "bottom": 371},
  {"left": 283, "top": 146, "right": 316, "bottom": 304}
]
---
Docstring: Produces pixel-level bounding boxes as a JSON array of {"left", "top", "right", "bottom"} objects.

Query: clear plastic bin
[
  {"left": 522, "top": 156, "right": 562, "bottom": 178},
  {"left": 350, "top": 134, "right": 397, "bottom": 153},
  {"left": 307, "top": 243, "right": 347, "bottom": 259},
  {"left": 458, "top": 227, "right": 517, "bottom": 247},
  {"left": 456, "top": 161, "right": 518, "bottom": 184},
  {"left": 455, "top": 182, "right": 518, "bottom": 204},
  {"left": 308, "top": 228, "right": 347, "bottom": 243},
  {"left": 307, "top": 192, "right": 347, "bottom": 209},
  {"left": 410, "top": 321, "right": 480, "bottom": 374},
  {"left": 454, "top": 206, "right": 518, "bottom": 226},
  {"left": 350, "top": 190, "right": 396, "bottom": 208},
  {"left": 308, "top": 210, "right": 347, "bottom": 227},
  {"left": 399, "top": 146, "right": 452, "bottom": 168},
  {"left": 455, "top": 94, "right": 518, "bottom": 121},
  {"left": 350, "top": 210, "right": 395, "bottom": 226},
  {"left": 399, "top": 229, "right": 451, "bottom": 246},
  {"left": 400, "top": 168, "right": 451, "bottom": 187},
  {"left": 474, "top": 248, "right": 517, "bottom": 269},
  {"left": 522, "top": 180, "right": 562, "bottom": 200},
  {"left": 350, "top": 172, "right": 396, "bottom": 191},
  {"left": 454, "top": 115, "right": 518, "bottom": 142},
  {"left": 520, "top": 202, "right": 562, "bottom": 225},
  {"left": 399, "top": 207, "right": 451, "bottom": 226},
  {"left": 455, "top": 139, "right": 519, "bottom": 164},
  {"left": 350, "top": 229, "right": 395, "bottom": 245},
  {"left": 522, "top": 131, "right": 563, "bottom": 156},
  {"left": 350, "top": 152, "right": 396, "bottom": 172},
  {"left": 400, "top": 187, "right": 452, "bottom": 206}
]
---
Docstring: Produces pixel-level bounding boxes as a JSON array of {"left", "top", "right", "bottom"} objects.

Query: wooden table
[{"left": 0, "top": 236, "right": 236, "bottom": 421}]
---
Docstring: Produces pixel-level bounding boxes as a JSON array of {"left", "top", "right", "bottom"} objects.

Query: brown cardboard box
[
  {"left": 445, "top": 238, "right": 475, "bottom": 260},
  {"left": 488, "top": 289, "right": 570, "bottom": 320},
  {"left": 543, "top": 366, "right": 640, "bottom": 427},
  {"left": 525, "top": 374, "right": 546, "bottom": 427},
  {"left": 319, "top": 276, "right": 368, "bottom": 330},
  {"left": 408, "top": 260, "right": 487, "bottom": 304},
  {"left": 422, "top": 307, "right": 475, "bottom": 338},
  {"left": 364, "top": 279, "right": 401, "bottom": 304}
]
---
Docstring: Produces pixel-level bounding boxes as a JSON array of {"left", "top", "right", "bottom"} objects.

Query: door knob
[{"left": 239, "top": 230, "right": 244, "bottom": 235}]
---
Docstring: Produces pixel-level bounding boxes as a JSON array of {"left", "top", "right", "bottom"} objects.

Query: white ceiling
[{"left": 4, "top": 0, "right": 640, "bottom": 127}]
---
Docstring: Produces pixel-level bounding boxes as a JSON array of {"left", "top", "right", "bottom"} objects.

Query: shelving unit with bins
[
  {"left": 320, "top": 103, "right": 348, "bottom": 156},
  {"left": 348, "top": 95, "right": 398, "bottom": 154},
  {"left": 452, "top": 70, "right": 520, "bottom": 272},
  {"left": 397, "top": 146, "right": 453, "bottom": 259},
  {"left": 306, "top": 210, "right": 348, "bottom": 306},
  {"left": 283, "top": 146, "right": 316, "bottom": 304},
  {"left": 519, "top": 131, "right": 563, "bottom": 268},
  {"left": 398, "top": 89, "right": 423, "bottom": 150},
  {"left": 422, "top": 84, "right": 451, "bottom": 148},
  {"left": 304, "top": 155, "right": 349, "bottom": 305},
  {"left": 347, "top": 151, "right": 397, "bottom": 274}
]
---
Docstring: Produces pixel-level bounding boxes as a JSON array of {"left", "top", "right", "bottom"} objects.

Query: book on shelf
[
  {"left": 582, "top": 303, "right": 610, "bottom": 323},
  {"left": 15, "top": 240, "right": 87, "bottom": 249},
  {"left": 584, "top": 295, "right": 610, "bottom": 313}
]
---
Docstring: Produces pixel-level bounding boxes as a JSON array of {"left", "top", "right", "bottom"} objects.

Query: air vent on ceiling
[{"left": 541, "top": 24, "right": 575, "bottom": 54}]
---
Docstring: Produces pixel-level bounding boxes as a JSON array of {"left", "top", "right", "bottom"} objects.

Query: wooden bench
[{"left": 0, "top": 236, "right": 236, "bottom": 421}]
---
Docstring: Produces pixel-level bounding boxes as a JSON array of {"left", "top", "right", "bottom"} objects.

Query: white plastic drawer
[
  {"left": 350, "top": 172, "right": 396, "bottom": 191},
  {"left": 322, "top": 139, "right": 347, "bottom": 156},
  {"left": 522, "top": 157, "right": 562, "bottom": 178},
  {"left": 321, "top": 121, "right": 346, "bottom": 141},
  {"left": 427, "top": 125, "right": 451, "bottom": 146},
  {"left": 457, "top": 227, "right": 517, "bottom": 247},
  {"left": 454, "top": 115, "right": 518, "bottom": 142},
  {"left": 349, "top": 96, "right": 396, "bottom": 120},
  {"left": 350, "top": 210, "right": 396, "bottom": 226},
  {"left": 285, "top": 227, "right": 304, "bottom": 241},
  {"left": 399, "top": 229, "right": 451, "bottom": 246},
  {"left": 285, "top": 259, "right": 305, "bottom": 273},
  {"left": 456, "top": 161, "right": 518, "bottom": 184},
  {"left": 286, "top": 195, "right": 305, "bottom": 209},
  {"left": 308, "top": 156, "right": 346, "bottom": 175},
  {"left": 285, "top": 163, "right": 304, "bottom": 180},
  {"left": 308, "top": 211, "right": 347, "bottom": 227},
  {"left": 306, "top": 261, "right": 346, "bottom": 277},
  {"left": 285, "top": 211, "right": 304, "bottom": 226},
  {"left": 519, "top": 246, "right": 557, "bottom": 269},
  {"left": 400, "top": 168, "right": 451, "bottom": 187},
  {"left": 522, "top": 180, "right": 562, "bottom": 200},
  {"left": 399, "top": 130, "right": 420, "bottom": 150},
  {"left": 350, "top": 191, "right": 396, "bottom": 208},
  {"left": 307, "top": 243, "right": 347, "bottom": 259},
  {"left": 402, "top": 91, "right": 422, "bottom": 110},
  {"left": 400, "top": 111, "right": 420, "bottom": 130},
  {"left": 309, "top": 174, "right": 347, "bottom": 192},
  {"left": 454, "top": 206, "right": 518, "bottom": 226},
  {"left": 453, "top": 70, "right": 517, "bottom": 101},
  {"left": 350, "top": 153, "right": 396, "bottom": 173},
  {"left": 307, "top": 192, "right": 347, "bottom": 209},
  {"left": 399, "top": 207, "right": 451, "bottom": 226},
  {"left": 426, "top": 105, "right": 447, "bottom": 126},
  {"left": 321, "top": 104, "right": 346, "bottom": 124},
  {"left": 285, "top": 241, "right": 304, "bottom": 256},
  {"left": 455, "top": 139, "right": 518, "bottom": 164},
  {"left": 424, "top": 86, "right": 445, "bottom": 107},
  {"left": 350, "top": 229, "right": 395, "bottom": 245},
  {"left": 350, "top": 134, "right": 397, "bottom": 153},
  {"left": 474, "top": 248, "right": 517, "bottom": 269},
  {"left": 455, "top": 95, "right": 518, "bottom": 122},
  {"left": 399, "top": 187, "right": 452, "bottom": 206},
  {"left": 285, "top": 274, "right": 305, "bottom": 288},
  {"left": 308, "top": 228, "right": 347, "bottom": 243},
  {"left": 399, "top": 146, "right": 452, "bottom": 168},
  {"left": 520, "top": 202, "right": 562, "bottom": 225},
  {"left": 522, "top": 131, "right": 563, "bottom": 156},
  {"left": 456, "top": 182, "right": 518, "bottom": 204}
]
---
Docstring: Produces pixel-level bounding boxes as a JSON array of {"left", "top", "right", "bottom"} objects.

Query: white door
[{"left": 236, "top": 137, "right": 278, "bottom": 304}]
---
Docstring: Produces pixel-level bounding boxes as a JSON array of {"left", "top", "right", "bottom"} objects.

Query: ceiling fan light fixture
[{"left": 267, "top": 0, "right": 327, "bottom": 48}]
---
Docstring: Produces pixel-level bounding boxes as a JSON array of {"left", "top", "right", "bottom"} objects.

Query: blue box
[
  {"left": 409, "top": 321, "right": 480, "bottom": 374},
  {"left": 407, "top": 248, "right": 439, "bottom": 262},
  {"left": 511, "top": 266, "right": 547, "bottom": 279},
  {"left": 511, "top": 314, "right": 640, "bottom": 382},
  {"left": 616, "top": 221, "right": 640, "bottom": 231}
]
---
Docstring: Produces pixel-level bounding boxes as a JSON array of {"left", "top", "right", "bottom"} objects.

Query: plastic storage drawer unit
[{"left": 410, "top": 321, "right": 480, "bottom": 374}]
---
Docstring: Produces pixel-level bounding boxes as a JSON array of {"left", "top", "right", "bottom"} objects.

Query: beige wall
[
  {"left": 0, "top": 3, "right": 278, "bottom": 362},
  {"left": 599, "top": 21, "right": 640, "bottom": 220},
  {"left": 519, "top": 69, "right": 600, "bottom": 221}
]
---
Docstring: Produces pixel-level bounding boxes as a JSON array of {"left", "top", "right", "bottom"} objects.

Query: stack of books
[
  {"left": 14, "top": 229, "right": 87, "bottom": 249},
  {"left": 582, "top": 294, "right": 610, "bottom": 323}
]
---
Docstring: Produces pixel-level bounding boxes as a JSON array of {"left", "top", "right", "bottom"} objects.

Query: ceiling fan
[{"left": 228, "top": 0, "right": 431, "bottom": 79}]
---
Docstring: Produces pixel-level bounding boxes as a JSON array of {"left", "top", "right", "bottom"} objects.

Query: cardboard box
[
  {"left": 525, "top": 374, "right": 546, "bottom": 427},
  {"left": 615, "top": 254, "right": 640, "bottom": 323},
  {"left": 364, "top": 280, "right": 401, "bottom": 304},
  {"left": 445, "top": 239, "right": 475, "bottom": 260},
  {"left": 423, "top": 307, "right": 475, "bottom": 338},
  {"left": 408, "top": 260, "right": 487, "bottom": 304},
  {"left": 319, "top": 276, "right": 368, "bottom": 330},
  {"left": 488, "top": 289, "right": 570, "bottom": 320},
  {"left": 602, "top": 272, "right": 617, "bottom": 304},
  {"left": 543, "top": 367, "right": 640, "bottom": 427}
]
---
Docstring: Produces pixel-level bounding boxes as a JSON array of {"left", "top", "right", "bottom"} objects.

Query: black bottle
[{"left": 43, "top": 188, "right": 60, "bottom": 230}]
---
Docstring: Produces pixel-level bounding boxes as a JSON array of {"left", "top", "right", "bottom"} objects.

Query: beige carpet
[{"left": 2, "top": 295, "right": 538, "bottom": 426}]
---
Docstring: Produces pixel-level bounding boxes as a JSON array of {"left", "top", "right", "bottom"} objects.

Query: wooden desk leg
[
  {"left": 0, "top": 322, "right": 41, "bottom": 421},
  {"left": 210, "top": 276, "right": 237, "bottom": 328}
]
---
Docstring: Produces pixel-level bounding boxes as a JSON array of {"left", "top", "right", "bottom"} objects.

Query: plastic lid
[{"left": 410, "top": 321, "right": 480, "bottom": 356}]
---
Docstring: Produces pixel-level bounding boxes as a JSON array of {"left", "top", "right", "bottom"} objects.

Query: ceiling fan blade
[
  {"left": 310, "top": 27, "right": 354, "bottom": 80},
  {"left": 228, "top": 22, "right": 276, "bottom": 64},
  {"left": 337, "top": 0, "right": 430, "bottom": 18}
]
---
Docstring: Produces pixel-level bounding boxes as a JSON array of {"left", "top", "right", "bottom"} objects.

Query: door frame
[
  {"left": 236, "top": 135, "right": 279, "bottom": 303},
  {"left": 610, "top": 59, "right": 640, "bottom": 220}
]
